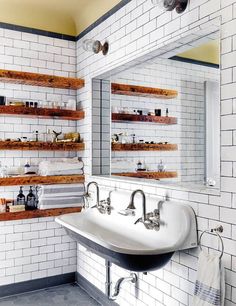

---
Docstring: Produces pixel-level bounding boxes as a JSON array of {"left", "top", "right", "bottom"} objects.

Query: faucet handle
[{"left": 134, "top": 217, "right": 142, "bottom": 225}]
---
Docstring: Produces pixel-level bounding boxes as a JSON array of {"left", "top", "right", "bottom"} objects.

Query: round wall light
[
  {"left": 151, "top": 0, "right": 189, "bottom": 14},
  {"left": 83, "top": 39, "right": 109, "bottom": 55}
]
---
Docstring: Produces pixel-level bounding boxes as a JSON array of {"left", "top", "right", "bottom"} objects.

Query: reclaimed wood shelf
[
  {"left": 0, "top": 105, "right": 84, "bottom": 121},
  {"left": 111, "top": 83, "right": 178, "bottom": 99},
  {"left": 0, "top": 141, "right": 85, "bottom": 151},
  {"left": 0, "top": 207, "right": 82, "bottom": 222},
  {"left": 0, "top": 69, "right": 84, "bottom": 90},
  {"left": 112, "top": 143, "right": 178, "bottom": 151},
  {"left": 112, "top": 113, "right": 177, "bottom": 125},
  {"left": 0, "top": 175, "right": 85, "bottom": 187},
  {"left": 112, "top": 171, "right": 177, "bottom": 179}
]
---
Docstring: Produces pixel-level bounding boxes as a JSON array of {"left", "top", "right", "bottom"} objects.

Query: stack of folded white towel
[
  {"left": 38, "top": 158, "right": 84, "bottom": 176},
  {"left": 38, "top": 183, "right": 84, "bottom": 209}
]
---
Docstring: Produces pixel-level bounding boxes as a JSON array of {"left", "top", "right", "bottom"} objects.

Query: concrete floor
[{"left": 0, "top": 284, "right": 101, "bottom": 306}]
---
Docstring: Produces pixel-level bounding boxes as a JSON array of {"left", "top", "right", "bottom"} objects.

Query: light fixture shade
[
  {"left": 83, "top": 39, "right": 102, "bottom": 53},
  {"left": 83, "top": 39, "right": 93, "bottom": 51},
  {"left": 83, "top": 39, "right": 109, "bottom": 55},
  {"left": 151, "top": 0, "right": 188, "bottom": 13}
]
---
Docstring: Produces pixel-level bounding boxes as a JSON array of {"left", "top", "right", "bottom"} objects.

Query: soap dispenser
[{"left": 26, "top": 186, "right": 37, "bottom": 210}]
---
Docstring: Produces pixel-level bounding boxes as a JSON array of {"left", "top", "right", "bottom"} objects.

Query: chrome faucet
[
  {"left": 128, "top": 189, "right": 162, "bottom": 231},
  {"left": 84, "top": 182, "right": 113, "bottom": 215},
  {"left": 127, "top": 190, "right": 147, "bottom": 222},
  {"left": 84, "top": 181, "right": 100, "bottom": 208}
]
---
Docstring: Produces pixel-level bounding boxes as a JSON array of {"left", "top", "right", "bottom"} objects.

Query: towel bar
[{"left": 199, "top": 225, "right": 224, "bottom": 259}]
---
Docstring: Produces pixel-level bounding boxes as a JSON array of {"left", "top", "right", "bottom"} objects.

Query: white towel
[
  {"left": 39, "top": 203, "right": 82, "bottom": 210},
  {"left": 38, "top": 159, "right": 84, "bottom": 176},
  {"left": 193, "top": 251, "right": 225, "bottom": 306},
  {"left": 38, "top": 184, "right": 84, "bottom": 198},
  {"left": 38, "top": 196, "right": 83, "bottom": 206}
]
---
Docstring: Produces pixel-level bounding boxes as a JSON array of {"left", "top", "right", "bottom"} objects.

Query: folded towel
[
  {"left": 39, "top": 169, "right": 84, "bottom": 176},
  {"left": 38, "top": 183, "right": 84, "bottom": 197},
  {"left": 39, "top": 183, "right": 84, "bottom": 190},
  {"left": 38, "top": 196, "right": 83, "bottom": 206},
  {"left": 38, "top": 159, "right": 83, "bottom": 175},
  {"left": 39, "top": 203, "right": 82, "bottom": 210},
  {"left": 193, "top": 251, "right": 225, "bottom": 306}
]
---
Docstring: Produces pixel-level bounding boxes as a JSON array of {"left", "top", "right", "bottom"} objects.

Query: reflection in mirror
[{"left": 92, "top": 26, "right": 220, "bottom": 191}]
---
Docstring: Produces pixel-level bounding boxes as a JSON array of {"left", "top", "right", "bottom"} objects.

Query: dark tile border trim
[
  {"left": 0, "top": 0, "right": 131, "bottom": 42},
  {"left": 76, "top": 0, "right": 132, "bottom": 41},
  {"left": 0, "top": 272, "right": 76, "bottom": 299},
  {"left": 0, "top": 22, "right": 76, "bottom": 41},
  {"left": 76, "top": 272, "right": 118, "bottom": 306},
  {"left": 170, "top": 56, "right": 220, "bottom": 69}
]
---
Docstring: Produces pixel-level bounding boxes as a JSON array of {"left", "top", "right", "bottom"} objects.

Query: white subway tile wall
[
  {"left": 0, "top": 31, "right": 78, "bottom": 282},
  {"left": 75, "top": 0, "right": 236, "bottom": 305},
  {"left": 0, "top": 217, "right": 76, "bottom": 286},
  {"left": 0, "top": 0, "right": 236, "bottom": 305}
]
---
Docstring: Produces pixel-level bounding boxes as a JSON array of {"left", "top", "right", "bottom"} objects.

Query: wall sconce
[
  {"left": 83, "top": 39, "right": 109, "bottom": 55},
  {"left": 151, "top": 0, "right": 188, "bottom": 14}
]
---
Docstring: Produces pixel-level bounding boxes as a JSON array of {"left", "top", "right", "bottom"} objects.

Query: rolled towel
[{"left": 193, "top": 251, "right": 225, "bottom": 306}]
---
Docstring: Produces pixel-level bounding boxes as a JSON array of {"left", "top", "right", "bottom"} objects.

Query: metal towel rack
[{"left": 199, "top": 225, "right": 224, "bottom": 259}]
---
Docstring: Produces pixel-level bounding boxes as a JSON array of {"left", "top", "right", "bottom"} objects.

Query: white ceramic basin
[{"left": 56, "top": 195, "right": 197, "bottom": 272}]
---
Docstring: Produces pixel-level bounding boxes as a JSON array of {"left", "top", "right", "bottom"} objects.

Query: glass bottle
[
  {"left": 0, "top": 161, "right": 7, "bottom": 178},
  {"left": 26, "top": 186, "right": 36, "bottom": 210},
  {"left": 24, "top": 161, "right": 30, "bottom": 174},
  {"left": 16, "top": 186, "right": 25, "bottom": 205}
]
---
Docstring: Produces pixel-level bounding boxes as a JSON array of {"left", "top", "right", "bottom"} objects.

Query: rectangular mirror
[{"left": 92, "top": 25, "right": 220, "bottom": 192}]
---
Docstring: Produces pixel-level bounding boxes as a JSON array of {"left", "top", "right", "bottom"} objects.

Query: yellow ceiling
[
  {"left": 0, "top": 0, "right": 122, "bottom": 36},
  {"left": 177, "top": 40, "right": 219, "bottom": 65}
]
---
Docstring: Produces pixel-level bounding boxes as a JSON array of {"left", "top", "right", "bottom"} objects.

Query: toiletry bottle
[
  {"left": 24, "top": 161, "right": 30, "bottom": 174},
  {"left": 166, "top": 108, "right": 169, "bottom": 117},
  {"left": 46, "top": 129, "right": 52, "bottom": 142},
  {"left": 158, "top": 160, "right": 166, "bottom": 172},
  {"left": 35, "top": 131, "right": 39, "bottom": 142},
  {"left": 26, "top": 186, "right": 36, "bottom": 210},
  {"left": 136, "top": 160, "right": 142, "bottom": 171},
  {"left": 16, "top": 186, "right": 25, "bottom": 205},
  {"left": 0, "top": 161, "right": 7, "bottom": 178}
]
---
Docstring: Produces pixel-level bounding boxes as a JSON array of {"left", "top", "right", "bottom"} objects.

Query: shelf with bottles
[
  {"left": 0, "top": 140, "right": 85, "bottom": 151},
  {"left": 0, "top": 105, "right": 84, "bottom": 121},
  {"left": 112, "top": 171, "right": 178, "bottom": 179},
  {"left": 0, "top": 69, "right": 84, "bottom": 90},
  {"left": 111, "top": 83, "right": 178, "bottom": 99},
  {"left": 0, "top": 207, "right": 82, "bottom": 222},
  {"left": 0, "top": 174, "right": 85, "bottom": 187},
  {"left": 112, "top": 113, "right": 177, "bottom": 125},
  {"left": 112, "top": 142, "right": 178, "bottom": 151}
]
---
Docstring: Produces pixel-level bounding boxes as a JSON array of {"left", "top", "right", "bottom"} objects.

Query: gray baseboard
[
  {"left": 0, "top": 272, "right": 76, "bottom": 299},
  {"left": 76, "top": 272, "right": 118, "bottom": 306}
]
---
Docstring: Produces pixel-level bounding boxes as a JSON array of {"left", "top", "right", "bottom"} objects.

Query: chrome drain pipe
[{"left": 105, "top": 260, "right": 138, "bottom": 300}]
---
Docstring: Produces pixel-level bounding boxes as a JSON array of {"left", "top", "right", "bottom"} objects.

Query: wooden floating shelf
[
  {"left": 0, "top": 207, "right": 82, "bottom": 222},
  {"left": 111, "top": 83, "right": 178, "bottom": 99},
  {"left": 112, "top": 143, "right": 178, "bottom": 151},
  {"left": 0, "top": 69, "right": 84, "bottom": 90},
  {"left": 0, "top": 175, "right": 85, "bottom": 187},
  {"left": 112, "top": 113, "right": 177, "bottom": 125},
  {"left": 0, "top": 105, "right": 84, "bottom": 121},
  {"left": 112, "top": 171, "right": 178, "bottom": 179},
  {"left": 0, "top": 141, "right": 85, "bottom": 151}
]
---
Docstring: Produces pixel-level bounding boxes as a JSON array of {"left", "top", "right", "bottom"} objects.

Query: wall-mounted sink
[{"left": 56, "top": 191, "right": 197, "bottom": 272}]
